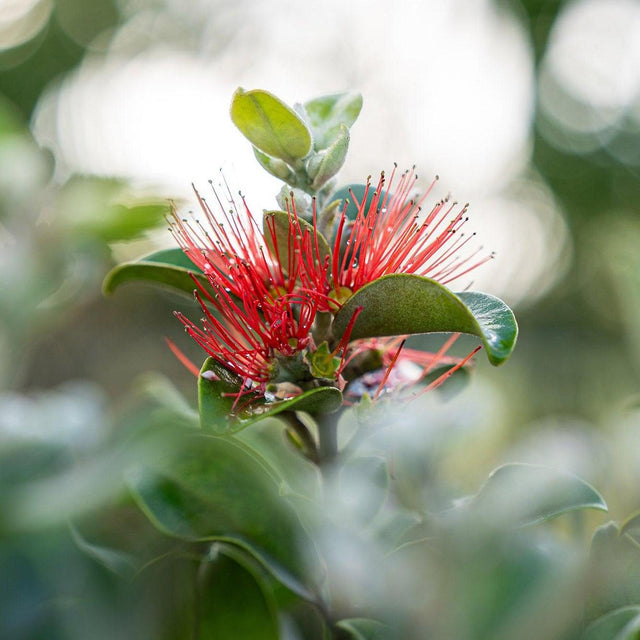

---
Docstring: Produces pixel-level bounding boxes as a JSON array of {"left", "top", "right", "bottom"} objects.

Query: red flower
[{"left": 171, "top": 181, "right": 354, "bottom": 395}]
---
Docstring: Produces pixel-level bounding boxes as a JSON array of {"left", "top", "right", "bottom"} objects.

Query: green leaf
[
  {"left": 263, "top": 209, "right": 331, "bottom": 273},
  {"left": 199, "top": 358, "right": 343, "bottom": 434},
  {"left": 253, "top": 147, "right": 296, "bottom": 183},
  {"left": 588, "top": 522, "right": 640, "bottom": 620},
  {"left": 127, "top": 431, "right": 318, "bottom": 601},
  {"left": 69, "top": 524, "right": 138, "bottom": 579},
  {"left": 307, "top": 124, "right": 350, "bottom": 190},
  {"left": 473, "top": 463, "right": 607, "bottom": 527},
  {"left": 621, "top": 511, "right": 640, "bottom": 545},
  {"left": 103, "top": 248, "right": 208, "bottom": 297},
  {"left": 196, "top": 546, "right": 279, "bottom": 640},
  {"left": 231, "top": 88, "right": 312, "bottom": 163},
  {"left": 335, "top": 618, "right": 391, "bottom": 640},
  {"left": 332, "top": 274, "right": 518, "bottom": 366},
  {"left": 304, "top": 92, "right": 363, "bottom": 150},
  {"left": 583, "top": 607, "right": 640, "bottom": 640}
]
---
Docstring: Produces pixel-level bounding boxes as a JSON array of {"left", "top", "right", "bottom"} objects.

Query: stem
[
  {"left": 281, "top": 411, "right": 319, "bottom": 463},
  {"left": 316, "top": 411, "right": 340, "bottom": 469}
]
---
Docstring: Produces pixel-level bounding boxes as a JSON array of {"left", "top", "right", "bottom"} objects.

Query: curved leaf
[
  {"left": 620, "top": 511, "right": 640, "bottom": 545},
  {"left": 583, "top": 607, "right": 640, "bottom": 640},
  {"left": 127, "top": 431, "right": 318, "bottom": 601},
  {"left": 473, "top": 463, "right": 607, "bottom": 527},
  {"left": 304, "top": 92, "right": 363, "bottom": 150},
  {"left": 332, "top": 274, "right": 518, "bottom": 366},
  {"left": 335, "top": 618, "right": 391, "bottom": 640},
  {"left": 308, "top": 124, "right": 350, "bottom": 189},
  {"left": 263, "top": 210, "right": 331, "bottom": 273},
  {"left": 231, "top": 88, "right": 311, "bottom": 162},
  {"left": 103, "top": 248, "right": 208, "bottom": 297},
  {"left": 199, "top": 358, "right": 343, "bottom": 434},
  {"left": 196, "top": 546, "right": 279, "bottom": 640}
]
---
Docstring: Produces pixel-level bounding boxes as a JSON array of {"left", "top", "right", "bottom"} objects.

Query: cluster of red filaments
[
  {"left": 171, "top": 180, "right": 340, "bottom": 390},
  {"left": 330, "top": 166, "right": 493, "bottom": 295},
  {"left": 171, "top": 170, "right": 490, "bottom": 399}
]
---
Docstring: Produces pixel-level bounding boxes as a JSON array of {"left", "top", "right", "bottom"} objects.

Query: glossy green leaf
[
  {"left": 263, "top": 210, "right": 331, "bottom": 273},
  {"left": 332, "top": 274, "right": 518, "bottom": 366},
  {"left": 335, "top": 618, "right": 391, "bottom": 640},
  {"left": 199, "top": 358, "right": 343, "bottom": 434},
  {"left": 196, "top": 546, "right": 279, "bottom": 640},
  {"left": 583, "top": 607, "right": 640, "bottom": 640},
  {"left": 473, "top": 463, "right": 607, "bottom": 527},
  {"left": 304, "top": 92, "right": 363, "bottom": 150},
  {"left": 127, "top": 431, "right": 318, "bottom": 601},
  {"left": 103, "top": 248, "right": 208, "bottom": 297},
  {"left": 231, "top": 88, "right": 312, "bottom": 162},
  {"left": 307, "top": 124, "right": 350, "bottom": 189}
]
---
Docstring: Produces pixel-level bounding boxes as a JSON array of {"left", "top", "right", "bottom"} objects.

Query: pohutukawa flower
[
  {"left": 294, "top": 165, "right": 493, "bottom": 308},
  {"left": 171, "top": 179, "right": 357, "bottom": 398}
]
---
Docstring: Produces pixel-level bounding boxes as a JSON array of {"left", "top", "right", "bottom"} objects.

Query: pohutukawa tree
[{"left": 103, "top": 87, "right": 526, "bottom": 638}]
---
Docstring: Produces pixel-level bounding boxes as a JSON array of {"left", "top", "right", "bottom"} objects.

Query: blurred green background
[{"left": 2, "top": 1, "right": 640, "bottom": 638}]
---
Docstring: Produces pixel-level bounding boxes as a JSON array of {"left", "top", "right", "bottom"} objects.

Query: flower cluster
[{"left": 171, "top": 169, "right": 487, "bottom": 403}]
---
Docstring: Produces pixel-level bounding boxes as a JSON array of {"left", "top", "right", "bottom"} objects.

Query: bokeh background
[{"left": 2, "top": 0, "right": 640, "bottom": 637}]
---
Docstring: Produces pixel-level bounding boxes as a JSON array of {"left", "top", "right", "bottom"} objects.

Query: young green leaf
[
  {"left": 307, "top": 124, "right": 350, "bottom": 190},
  {"left": 304, "top": 92, "right": 363, "bottom": 150},
  {"left": 332, "top": 274, "right": 518, "bottom": 366},
  {"left": 231, "top": 88, "right": 312, "bottom": 163},
  {"left": 253, "top": 147, "right": 296, "bottom": 183}
]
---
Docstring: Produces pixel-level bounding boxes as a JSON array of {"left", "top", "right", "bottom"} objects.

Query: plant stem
[{"left": 317, "top": 411, "right": 339, "bottom": 467}]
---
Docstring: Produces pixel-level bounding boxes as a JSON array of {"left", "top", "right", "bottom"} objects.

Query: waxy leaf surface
[
  {"left": 196, "top": 547, "right": 279, "bottom": 640},
  {"left": 231, "top": 88, "right": 311, "bottom": 163},
  {"left": 473, "top": 463, "right": 607, "bottom": 526},
  {"left": 332, "top": 274, "right": 518, "bottom": 366},
  {"left": 103, "top": 248, "right": 207, "bottom": 297},
  {"left": 199, "top": 358, "right": 342, "bottom": 435},
  {"left": 127, "top": 431, "right": 318, "bottom": 601}
]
